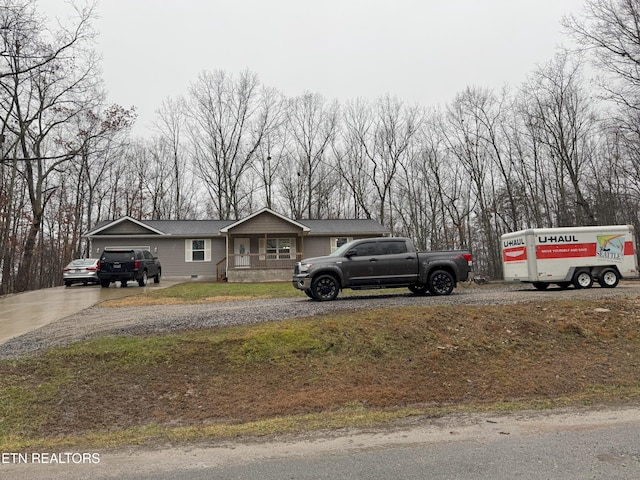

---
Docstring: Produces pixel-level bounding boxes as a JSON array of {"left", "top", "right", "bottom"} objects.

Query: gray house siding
[
  {"left": 156, "top": 237, "right": 226, "bottom": 279},
  {"left": 229, "top": 211, "right": 298, "bottom": 235},
  {"left": 91, "top": 236, "right": 227, "bottom": 281},
  {"left": 100, "top": 222, "right": 151, "bottom": 235}
]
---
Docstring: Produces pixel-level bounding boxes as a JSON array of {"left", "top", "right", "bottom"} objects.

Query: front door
[
  {"left": 234, "top": 238, "right": 250, "bottom": 267},
  {"left": 341, "top": 240, "right": 382, "bottom": 286}
]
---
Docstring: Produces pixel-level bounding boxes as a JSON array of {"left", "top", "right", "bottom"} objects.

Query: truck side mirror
[{"left": 345, "top": 249, "right": 357, "bottom": 257}]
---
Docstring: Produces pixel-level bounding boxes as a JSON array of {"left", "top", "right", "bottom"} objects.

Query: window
[
  {"left": 259, "top": 238, "right": 295, "bottom": 260},
  {"left": 352, "top": 242, "right": 381, "bottom": 256},
  {"left": 380, "top": 240, "right": 407, "bottom": 255},
  {"left": 185, "top": 239, "right": 211, "bottom": 262},
  {"left": 331, "top": 237, "right": 352, "bottom": 253}
]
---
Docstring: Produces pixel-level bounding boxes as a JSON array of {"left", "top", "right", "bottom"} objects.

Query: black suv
[{"left": 97, "top": 249, "right": 161, "bottom": 288}]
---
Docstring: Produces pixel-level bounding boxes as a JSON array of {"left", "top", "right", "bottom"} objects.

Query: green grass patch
[
  {"left": 160, "top": 281, "right": 301, "bottom": 299},
  {"left": 101, "top": 281, "right": 394, "bottom": 307}
]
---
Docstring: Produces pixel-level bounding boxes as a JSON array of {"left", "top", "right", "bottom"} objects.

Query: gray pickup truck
[{"left": 292, "top": 237, "right": 473, "bottom": 301}]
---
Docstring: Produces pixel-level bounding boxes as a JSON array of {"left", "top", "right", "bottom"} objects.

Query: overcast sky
[{"left": 42, "top": 0, "right": 588, "bottom": 135}]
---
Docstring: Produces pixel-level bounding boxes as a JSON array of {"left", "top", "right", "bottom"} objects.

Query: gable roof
[
  {"left": 219, "top": 208, "right": 310, "bottom": 233},
  {"left": 85, "top": 216, "right": 166, "bottom": 236}
]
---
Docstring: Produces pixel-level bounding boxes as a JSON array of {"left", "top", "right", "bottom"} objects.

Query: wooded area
[{"left": 1, "top": 0, "right": 640, "bottom": 293}]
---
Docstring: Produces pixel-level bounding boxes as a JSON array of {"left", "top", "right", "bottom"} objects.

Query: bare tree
[
  {"left": 249, "top": 91, "right": 287, "bottom": 210},
  {"left": 336, "top": 98, "right": 375, "bottom": 219},
  {"left": 338, "top": 95, "right": 422, "bottom": 227},
  {"left": 282, "top": 92, "right": 338, "bottom": 219},
  {"left": 564, "top": 0, "right": 640, "bottom": 109},
  {"left": 187, "top": 69, "right": 280, "bottom": 219},
  {"left": 442, "top": 87, "right": 504, "bottom": 275},
  {"left": 0, "top": 0, "right": 100, "bottom": 291},
  {"left": 520, "top": 53, "right": 598, "bottom": 226}
]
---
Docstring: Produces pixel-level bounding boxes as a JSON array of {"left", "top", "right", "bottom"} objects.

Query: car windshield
[{"left": 330, "top": 240, "right": 357, "bottom": 257}]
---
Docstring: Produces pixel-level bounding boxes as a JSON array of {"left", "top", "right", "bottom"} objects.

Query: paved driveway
[{"left": 0, "top": 281, "right": 178, "bottom": 344}]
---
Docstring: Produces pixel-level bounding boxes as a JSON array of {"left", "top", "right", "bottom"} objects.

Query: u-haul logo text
[
  {"left": 537, "top": 235, "right": 579, "bottom": 243},
  {"left": 503, "top": 238, "right": 525, "bottom": 248}
]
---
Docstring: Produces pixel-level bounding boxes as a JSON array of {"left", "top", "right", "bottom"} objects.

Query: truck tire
[
  {"left": 598, "top": 268, "right": 620, "bottom": 288},
  {"left": 573, "top": 270, "right": 593, "bottom": 289},
  {"left": 310, "top": 274, "right": 339, "bottom": 301},
  {"left": 100, "top": 280, "right": 110, "bottom": 288},
  {"left": 138, "top": 271, "right": 148, "bottom": 287},
  {"left": 154, "top": 269, "right": 161, "bottom": 283},
  {"left": 428, "top": 270, "right": 454, "bottom": 296}
]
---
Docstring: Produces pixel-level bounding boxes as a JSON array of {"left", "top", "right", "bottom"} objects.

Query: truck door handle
[{"left": 369, "top": 258, "right": 378, "bottom": 262}]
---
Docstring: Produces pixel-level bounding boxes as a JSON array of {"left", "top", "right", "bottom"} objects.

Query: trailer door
[{"left": 502, "top": 233, "right": 531, "bottom": 281}]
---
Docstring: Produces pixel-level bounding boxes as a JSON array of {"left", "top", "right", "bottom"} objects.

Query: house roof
[
  {"left": 298, "top": 219, "right": 389, "bottom": 235},
  {"left": 85, "top": 211, "right": 389, "bottom": 237},
  {"left": 138, "top": 220, "right": 234, "bottom": 235},
  {"left": 85, "top": 217, "right": 233, "bottom": 236},
  {"left": 85, "top": 216, "right": 167, "bottom": 236}
]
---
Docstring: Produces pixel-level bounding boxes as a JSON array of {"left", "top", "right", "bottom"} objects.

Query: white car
[{"left": 63, "top": 258, "right": 100, "bottom": 286}]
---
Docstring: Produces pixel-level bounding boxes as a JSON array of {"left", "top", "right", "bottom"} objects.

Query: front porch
[
  {"left": 222, "top": 253, "right": 303, "bottom": 282},
  {"left": 218, "top": 209, "right": 311, "bottom": 283}
]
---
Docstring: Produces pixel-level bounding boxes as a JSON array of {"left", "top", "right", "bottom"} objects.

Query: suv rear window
[{"left": 101, "top": 251, "right": 136, "bottom": 262}]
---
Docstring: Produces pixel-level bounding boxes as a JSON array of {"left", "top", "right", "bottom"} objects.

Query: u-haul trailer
[{"left": 501, "top": 225, "right": 639, "bottom": 290}]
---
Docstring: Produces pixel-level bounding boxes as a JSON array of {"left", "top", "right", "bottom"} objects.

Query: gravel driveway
[{"left": 1, "top": 282, "right": 639, "bottom": 359}]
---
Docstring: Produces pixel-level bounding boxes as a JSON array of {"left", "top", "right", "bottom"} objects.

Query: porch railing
[{"left": 227, "top": 253, "right": 303, "bottom": 270}]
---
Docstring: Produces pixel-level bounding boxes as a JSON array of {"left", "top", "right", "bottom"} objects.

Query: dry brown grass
[{"left": 2, "top": 296, "right": 640, "bottom": 448}]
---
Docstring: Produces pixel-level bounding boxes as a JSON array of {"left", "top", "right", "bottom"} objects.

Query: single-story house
[{"left": 84, "top": 208, "right": 390, "bottom": 282}]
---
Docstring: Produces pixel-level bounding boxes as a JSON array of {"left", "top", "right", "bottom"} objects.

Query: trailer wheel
[
  {"left": 572, "top": 270, "right": 593, "bottom": 289},
  {"left": 557, "top": 282, "right": 571, "bottom": 290},
  {"left": 532, "top": 282, "right": 549, "bottom": 290},
  {"left": 598, "top": 268, "right": 620, "bottom": 288}
]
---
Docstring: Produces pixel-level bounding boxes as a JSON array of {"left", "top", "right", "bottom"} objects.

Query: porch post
[
  {"left": 225, "top": 233, "right": 230, "bottom": 276},
  {"left": 300, "top": 233, "right": 304, "bottom": 259}
]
